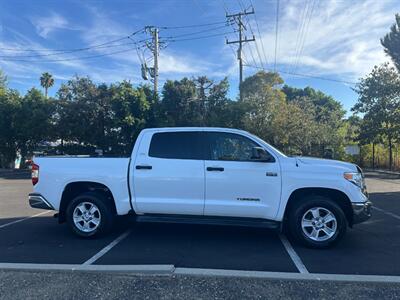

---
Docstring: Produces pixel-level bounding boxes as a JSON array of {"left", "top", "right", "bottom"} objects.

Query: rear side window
[{"left": 148, "top": 132, "right": 204, "bottom": 160}]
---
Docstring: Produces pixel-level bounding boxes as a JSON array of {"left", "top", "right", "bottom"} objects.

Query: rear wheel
[
  {"left": 66, "top": 192, "right": 114, "bottom": 238},
  {"left": 287, "top": 196, "right": 347, "bottom": 248}
]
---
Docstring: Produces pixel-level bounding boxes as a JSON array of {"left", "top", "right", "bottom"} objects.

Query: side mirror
[{"left": 251, "top": 147, "right": 275, "bottom": 162}]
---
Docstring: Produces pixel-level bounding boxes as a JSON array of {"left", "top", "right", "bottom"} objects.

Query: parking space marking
[
  {"left": 373, "top": 206, "right": 400, "bottom": 221},
  {"left": 82, "top": 230, "right": 131, "bottom": 265},
  {"left": 279, "top": 234, "right": 309, "bottom": 274},
  {"left": 0, "top": 210, "right": 51, "bottom": 229}
]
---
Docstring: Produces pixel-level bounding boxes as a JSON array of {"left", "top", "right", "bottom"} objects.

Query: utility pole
[
  {"left": 226, "top": 8, "right": 255, "bottom": 101},
  {"left": 153, "top": 27, "right": 159, "bottom": 97},
  {"left": 144, "top": 26, "right": 159, "bottom": 97}
]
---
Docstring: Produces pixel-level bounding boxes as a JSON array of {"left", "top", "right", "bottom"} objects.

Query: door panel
[
  {"left": 133, "top": 131, "right": 205, "bottom": 215},
  {"left": 204, "top": 132, "right": 281, "bottom": 219}
]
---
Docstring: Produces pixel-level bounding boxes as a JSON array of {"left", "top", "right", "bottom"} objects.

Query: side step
[{"left": 136, "top": 214, "right": 280, "bottom": 229}]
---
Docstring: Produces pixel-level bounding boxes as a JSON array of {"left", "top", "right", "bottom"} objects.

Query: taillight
[{"left": 32, "top": 163, "right": 39, "bottom": 186}]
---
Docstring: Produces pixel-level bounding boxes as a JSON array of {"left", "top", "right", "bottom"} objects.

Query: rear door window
[{"left": 148, "top": 131, "right": 204, "bottom": 160}]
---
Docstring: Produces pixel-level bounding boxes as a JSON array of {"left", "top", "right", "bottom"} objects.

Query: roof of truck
[{"left": 142, "top": 127, "right": 249, "bottom": 134}]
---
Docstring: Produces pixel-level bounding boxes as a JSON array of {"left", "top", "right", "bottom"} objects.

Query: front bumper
[
  {"left": 29, "top": 193, "right": 54, "bottom": 210},
  {"left": 352, "top": 200, "right": 372, "bottom": 224}
]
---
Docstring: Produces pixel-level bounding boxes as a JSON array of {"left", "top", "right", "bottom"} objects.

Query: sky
[{"left": 0, "top": 0, "right": 399, "bottom": 114}]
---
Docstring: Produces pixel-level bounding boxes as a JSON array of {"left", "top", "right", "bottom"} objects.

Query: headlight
[{"left": 344, "top": 172, "right": 363, "bottom": 189}]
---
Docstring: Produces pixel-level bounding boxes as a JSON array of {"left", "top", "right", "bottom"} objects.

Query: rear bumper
[
  {"left": 352, "top": 201, "right": 372, "bottom": 224},
  {"left": 29, "top": 193, "right": 54, "bottom": 210}
]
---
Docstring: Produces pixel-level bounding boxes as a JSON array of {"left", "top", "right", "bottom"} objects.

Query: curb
[
  {"left": 175, "top": 267, "right": 400, "bottom": 283},
  {"left": 1, "top": 264, "right": 400, "bottom": 283},
  {"left": 365, "top": 169, "right": 400, "bottom": 176},
  {"left": 0, "top": 263, "right": 175, "bottom": 275}
]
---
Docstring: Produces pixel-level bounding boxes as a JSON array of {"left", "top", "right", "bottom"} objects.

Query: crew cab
[{"left": 29, "top": 127, "right": 371, "bottom": 248}]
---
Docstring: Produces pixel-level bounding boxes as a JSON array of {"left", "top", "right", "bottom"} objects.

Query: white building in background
[{"left": 345, "top": 145, "right": 360, "bottom": 156}]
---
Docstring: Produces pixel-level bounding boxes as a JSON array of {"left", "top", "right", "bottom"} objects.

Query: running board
[{"left": 135, "top": 214, "right": 280, "bottom": 229}]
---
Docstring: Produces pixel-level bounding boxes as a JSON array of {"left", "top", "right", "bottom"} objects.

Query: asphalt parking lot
[{"left": 0, "top": 171, "right": 400, "bottom": 277}]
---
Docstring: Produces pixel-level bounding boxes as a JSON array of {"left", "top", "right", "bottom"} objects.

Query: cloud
[
  {"left": 31, "top": 12, "right": 71, "bottom": 38},
  {"left": 250, "top": 0, "right": 398, "bottom": 81},
  {"left": 159, "top": 52, "right": 209, "bottom": 74}
]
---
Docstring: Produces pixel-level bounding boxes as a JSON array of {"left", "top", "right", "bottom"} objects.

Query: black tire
[
  {"left": 287, "top": 195, "right": 347, "bottom": 249},
  {"left": 66, "top": 192, "right": 115, "bottom": 238}
]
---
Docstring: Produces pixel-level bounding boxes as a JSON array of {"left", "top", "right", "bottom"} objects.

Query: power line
[
  {"left": 0, "top": 21, "right": 233, "bottom": 57},
  {"left": 245, "top": 41, "right": 259, "bottom": 70},
  {"left": 0, "top": 28, "right": 145, "bottom": 53},
  {"left": 288, "top": 0, "right": 309, "bottom": 72},
  {"left": 274, "top": 0, "right": 280, "bottom": 72},
  {"left": 249, "top": 0, "right": 269, "bottom": 67},
  {"left": 219, "top": 0, "right": 229, "bottom": 14},
  {"left": 0, "top": 42, "right": 141, "bottom": 59},
  {"left": 164, "top": 31, "right": 236, "bottom": 42},
  {"left": 244, "top": 63, "right": 357, "bottom": 85},
  {"left": 161, "top": 23, "right": 232, "bottom": 40},
  {"left": 293, "top": 0, "right": 317, "bottom": 73},
  {"left": 0, "top": 47, "right": 138, "bottom": 63},
  {"left": 238, "top": 0, "right": 264, "bottom": 70},
  {"left": 160, "top": 20, "right": 229, "bottom": 30}
]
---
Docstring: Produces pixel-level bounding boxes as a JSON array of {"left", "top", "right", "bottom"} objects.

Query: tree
[
  {"left": 0, "top": 70, "right": 7, "bottom": 90},
  {"left": 203, "top": 77, "right": 234, "bottom": 127},
  {"left": 353, "top": 63, "right": 400, "bottom": 170},
  {"left": 14, "top": 88, "right": 54, "bottom": 160},
  {"left": 160, "top": 78, "right": 198, "bottom": 126},
  {"left": 160, "top": 76, "right": 232, "bottom": 127},
  {"left": 110, "top": 81, "right": 150, "bottom": 154},
  {"left": 0, "top": 89, "right": 20, "bottom": 167},
  {"left": 356, "top": 114, "right": 381, "bottom": 168},
  {"left": 381, "top": 14, "right": 400, "bottom": 72},
  {"left": 240, "top": 72, "right": 289, "bottom": 150},
  {"left": 282, "top": 85, "right": 346, "bottom": 157},
  {"left": 240, "top": 72, "right": 346, "bottom": 157},
  {"left": 40, "top": 72, "right": 54, "bottom": 98},
  {"left": 240, "top": 71, "right": 283, "bottom": 100},
  {"left": 55, "top": 77, "right": 151, "bottom": 155}
]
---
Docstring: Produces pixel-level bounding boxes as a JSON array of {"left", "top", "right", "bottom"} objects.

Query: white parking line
[
  {"left": 373, "top": 206, "right": 400, "bottom": 221},
  {"left": 279, "top": 234, "right": 309, "bottom": 274},
  {"left": 0, "top": 210, "right": 51, "bottom": 229},
  {"left": 82, "top": 230, "right": 131, "bottom": 265}
]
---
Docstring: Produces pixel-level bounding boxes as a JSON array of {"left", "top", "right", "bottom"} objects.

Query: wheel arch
[
  {"left": 58, "top": 181, "right": 117, "bottom": 223},
  {"left": 284, "top": 187, "right": 354, "bottom": 227}
]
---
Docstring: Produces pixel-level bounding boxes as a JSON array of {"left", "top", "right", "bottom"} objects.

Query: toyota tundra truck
[{"left": 28, "top": 127, "right": 371, "bottom": 248}]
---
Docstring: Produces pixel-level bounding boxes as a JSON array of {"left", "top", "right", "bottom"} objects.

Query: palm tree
[{"left": 40, "top": 72, "right": 54, "bottom": 98}]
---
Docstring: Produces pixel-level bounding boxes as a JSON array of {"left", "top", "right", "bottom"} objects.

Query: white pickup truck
[{"left": 29, "top": 127, "right": 371, "bottom": 248}]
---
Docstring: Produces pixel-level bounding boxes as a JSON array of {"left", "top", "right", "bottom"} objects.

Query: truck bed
[{"left": 33, "top": 157, "right": 131, "bottom": 213}]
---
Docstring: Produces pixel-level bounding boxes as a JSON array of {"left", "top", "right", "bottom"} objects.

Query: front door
[
  {"left": 133, "top": 131, "right": 205, "bottom": 215},
  {"left": 204, "top": 132, "right": 281, "bottom": 220}
]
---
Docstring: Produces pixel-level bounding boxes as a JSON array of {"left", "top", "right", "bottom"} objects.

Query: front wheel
[
  {"left": 66, "top": 192, "right": 114, "bottom": 238},
  {"left": 287, "top": 196, "right": 347, "bottom": 248}
]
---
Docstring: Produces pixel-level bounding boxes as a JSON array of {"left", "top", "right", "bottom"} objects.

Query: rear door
[
  {"left": 204, "top": 131, "right": 281, "bottom": 219},
  {"left": 132, "top": 131, "right": 205, "bottom": 215}
]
